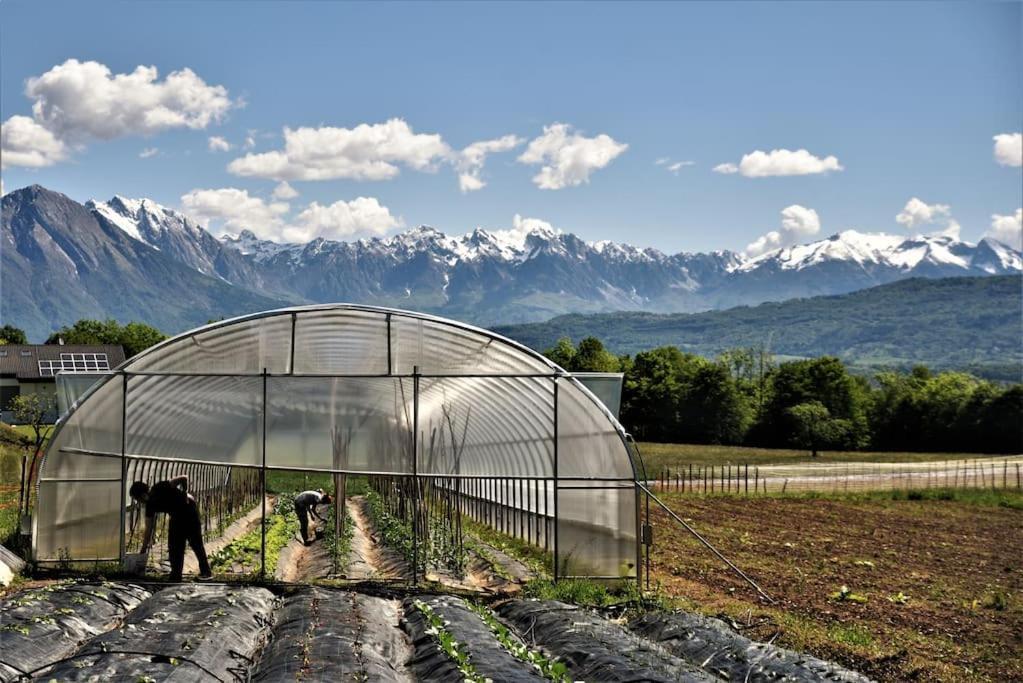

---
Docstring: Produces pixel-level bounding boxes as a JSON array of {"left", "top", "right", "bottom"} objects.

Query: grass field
[
  {"left": 636, "top": 441, "right": 1012, "bottom": 473},
  {"left": 648, "top": 488, "right": 1023, "bottom": 682}
]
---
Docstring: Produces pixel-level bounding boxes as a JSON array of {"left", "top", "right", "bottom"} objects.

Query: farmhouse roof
[{"left": 0, "top": 344, "right": 126, "bottom": 380}]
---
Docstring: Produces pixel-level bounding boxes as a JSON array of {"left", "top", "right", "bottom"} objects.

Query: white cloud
[
  {"left": 1, "top": 115, "right": 68, "bottom": 168},
  {"left": 180, "top": 187, "right": 290, "bottom": 240},
  {"left": 208, "top": 136, "right": 231, "bottom": 152},
  {"left": 271, "top": 181, "right": 299, "bottom": 200},
  {"left": 987, "top": 209, "right": 1022, "bottom": 249},
  {"left": 745, "top": 205, "right": 822, "bottom": 257},
  {"left": 666, "top": 161, "right": 694, "bottom": 174},
  {"left": 456, "top": 134, "right": 524, "bottom": 192},
  {"left": 228, "top": 118, "right": 450, "bottom": 181},
  {"left": 179, "top": 187, "right": 399, "bottom": 243},
  {"left": 655, "top": 158, "right": 695, "bottom": 174},
  {"left": 243, "top": 134, "right": 256, "bottom": 150},
  {"left": 287, "top": 197, "right": 400, "bottom": 242},
  {"left": 993, "top": 133, "right": 1022, "bottom": 167},
  {"left": 139, "top": 147, "right": 159, "bottom": 159},
  {"left": 517, "top": 123, "right": 628, "bottom": 189},
  {"left": 714, "top": 148, "right": 843, "bottom": 177},
  {"left": 895, "top": 197, "right": 951, "bottom": 229},
  {"left": 26, "top": 59, "right": 234, "bottom": 142}
]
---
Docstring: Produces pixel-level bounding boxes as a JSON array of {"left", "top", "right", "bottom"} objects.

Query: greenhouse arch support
[{"left": 32, "top": 305, "right": 645, "bottom": 582}]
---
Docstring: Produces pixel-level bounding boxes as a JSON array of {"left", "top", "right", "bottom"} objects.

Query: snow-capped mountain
[
  {"left": 80, "top": 192, "right": 1023, "bottom": 324},
  {"left": 3, "top": 184, "right": 1020, "bottom": 341}
]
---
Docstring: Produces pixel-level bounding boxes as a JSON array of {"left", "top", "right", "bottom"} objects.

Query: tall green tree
[
  {"left": 573, "top": 337, "right": 621, "bottom": 372},
  {"left": 0, "top": 325, "right": 28, "bottom": 344},
  {"left": 756, "top": 356, "right": 868, "bottom": 448}
]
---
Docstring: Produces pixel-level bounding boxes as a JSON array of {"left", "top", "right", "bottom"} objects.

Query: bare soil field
[{"left": 648, "top": 491, "right": 1023, "bottom": 682}]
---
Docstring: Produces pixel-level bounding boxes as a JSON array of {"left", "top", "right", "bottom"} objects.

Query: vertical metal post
[
  {"left": 260, "top": 367, "right": 268, "bottom": 580},
  {"left": 118, "top": 372, "right": 129, "bottom": 567},
  {"left": 552, "top": 377, "right": 559, "bottom": 581},
  {"left": 386, "top": 313, "right": 393, "bottom": 376},
  {"left": 412, "top": 365, "right": 419, "bottom": 585},
  {"left": 289, "top": 313, "right": 297, "bottom": 374}
]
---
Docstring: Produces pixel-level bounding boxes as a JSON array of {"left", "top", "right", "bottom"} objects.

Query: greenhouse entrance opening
[{"left": 32, "top": 306, "right": 646, "bottom": 585}]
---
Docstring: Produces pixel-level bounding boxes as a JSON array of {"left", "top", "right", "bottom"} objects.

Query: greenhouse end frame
[{"left": 33, "top": 304, "right": 650, "bottom": 584}]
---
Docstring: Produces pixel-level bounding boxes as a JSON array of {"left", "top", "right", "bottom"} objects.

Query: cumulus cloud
[
  {"left": 456, "top": 134, "right": 524, "bottom": 192},
  {"left": 993, "top": 133, "right": 1022, "bottom": 167},
  {"left": 180, "top": 187, "right": 290, "bottom": 240},
  {"left": 1, "top": 115, "right": 68, "bottom": 168},
  {"left": 1, "top": 59, "right": 234, "bottom": 169},
  {"left": 517, "top": 123, "right": 627, "bottom": 189},
  {"left": 228, "top": 118, "right": 450, "bottom": 182},
  {"left": 208, "top": 136, "right": 231, "bottom": 152},
  {"left": 894, "top": 198, "right": 962, "bottom": 239},
  {"left": 987, "top": 209, "right": 1022, "bottom": 249},
  {"left": 26, "top": 59, "right": 234, "bottom": 142},
  {"left": 895, "top": 197, "right": 950, "bottom": 229},
  {"left": 139, "top": 147, "right": 159, "bottom": 159},
  {"left": 271, "top": 181, "right": 299, "bottom": 200},
  {"left": 180, "top": 187, "right": 400, "bottom": 243},
  {"left": 286, "top": 197, "right": 401, "bottom": 242},
  {"left": 745, "top": 205, "right": 822, "bottom": 257},
  {"left": 714, "top": 148, "right": 843, "bottom": 177}
]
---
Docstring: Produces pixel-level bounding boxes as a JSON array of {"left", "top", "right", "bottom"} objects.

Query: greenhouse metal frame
[{"left": 33, "top": 305, "right": 648, "bottom": 582}]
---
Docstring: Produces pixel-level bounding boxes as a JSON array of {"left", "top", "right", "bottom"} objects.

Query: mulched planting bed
[
  {"left": 495, "top": 598, "right": 718, "bottom": 682},
  {"left": 0, "top": 581, "right": 152, "bottom": 681},
  {"left": 630, "top": 610, "right": 873, "bottom": 682},
  {"left": 650, "top": 493, "right": 1023, "bottom": 682},
  {"left": 34, "top": 584, "right": 277, "bottom": 682},
  {"left": 404, "top": 594, "right": 546, "bottom": 682},
  {"left": 253, "top": 587, "right": 410, "bottom": 681}
]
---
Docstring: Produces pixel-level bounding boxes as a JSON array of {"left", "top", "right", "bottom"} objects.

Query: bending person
[
  {"left": 130, "top": 475, "right": 213, "bottom": 582},
  {"left": 294, "top": 489, "right": 333, "bottom": 545}
]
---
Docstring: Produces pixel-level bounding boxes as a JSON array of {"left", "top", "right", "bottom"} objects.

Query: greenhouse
[{"left": 32, "top": 305, "right": 645, "bottom": 581}]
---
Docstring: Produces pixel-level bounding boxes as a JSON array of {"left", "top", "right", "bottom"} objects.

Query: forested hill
[{"left": 494, "top": 275, "right": 1023, "bottom": 380}]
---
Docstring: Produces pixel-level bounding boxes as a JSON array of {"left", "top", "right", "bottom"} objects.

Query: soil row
[{"left": 0, "top": 581, "right": 876, "bottom": 682}]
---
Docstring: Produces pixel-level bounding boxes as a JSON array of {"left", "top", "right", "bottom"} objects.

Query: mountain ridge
[
  {"left": 493, "top": 275, "right": 1023, "bottom": 381},
  {"left": 3, "top": 184, "right": 1021, "bottom": 343}
]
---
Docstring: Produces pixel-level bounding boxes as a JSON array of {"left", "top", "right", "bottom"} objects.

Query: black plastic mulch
[
  {"left": 495, "top": 599, "right": 719, "bottom": 683},
  {"left": 252, "top": 587, "right": 410, "bottom": 681},
  {"left": 404, "top": 595, "right": 546, "bottom": 683},
  {"left": 34, "top": 584, "right": 277, "bottom": 682},
  {"left": 629, "top": 611, "right": 875, "bottom": 683},
  {"left": 0, "top": 581, "right": 151, "bottom": 682}
]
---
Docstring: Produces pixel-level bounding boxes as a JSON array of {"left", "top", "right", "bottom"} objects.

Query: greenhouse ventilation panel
[{"left": 33, "top": 305, "right": 645, "bottom": 581}]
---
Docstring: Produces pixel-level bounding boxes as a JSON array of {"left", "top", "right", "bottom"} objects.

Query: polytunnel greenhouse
[{"left": 33, "top": 305, "right": 646, "bottom": 581}]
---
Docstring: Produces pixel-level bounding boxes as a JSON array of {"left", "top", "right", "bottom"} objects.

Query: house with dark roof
[{"left": 0, "top": 344, "right": 126, "bottom": 423}]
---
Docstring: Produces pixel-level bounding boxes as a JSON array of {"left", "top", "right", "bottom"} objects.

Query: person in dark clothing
[
  {"left": 130, "top": 475, "right": 213, "bottom": 581},
  {"left": 294, "top": 489, "right": 333, "bottom": 545}
]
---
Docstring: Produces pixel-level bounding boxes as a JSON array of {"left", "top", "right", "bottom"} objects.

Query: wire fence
[{"left": 646, "top": 456, "right": 1023, "bottom": 495}]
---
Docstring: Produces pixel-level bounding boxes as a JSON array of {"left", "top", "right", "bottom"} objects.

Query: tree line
[
  {"left": 546, "top": 337, "right": 1023, "bottom": 455},
  {"left": 3, "top": 321, "right": 1018, "bottom": 454}
]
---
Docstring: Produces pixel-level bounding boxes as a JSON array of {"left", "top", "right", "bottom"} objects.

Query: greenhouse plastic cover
[{"left": 34, "top": 305, "right": 640, "bottom": 579}]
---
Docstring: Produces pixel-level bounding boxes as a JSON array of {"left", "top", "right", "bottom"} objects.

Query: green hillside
[{"left": 494, "top": 276, "right": 1023, "bottom": 380}]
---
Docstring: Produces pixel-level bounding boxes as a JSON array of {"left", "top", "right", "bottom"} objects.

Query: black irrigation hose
[{"left": 22, "top": 649, "right": 227, "bottom": 682}]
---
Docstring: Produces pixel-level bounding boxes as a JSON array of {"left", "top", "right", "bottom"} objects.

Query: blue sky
[{"left": 2, "top": 1, "right": 1020, "bottom": 254}]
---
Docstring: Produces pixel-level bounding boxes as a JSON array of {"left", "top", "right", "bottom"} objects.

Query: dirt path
[{"left": 345, "top": 495, "right": 409, "bottom": 580}]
